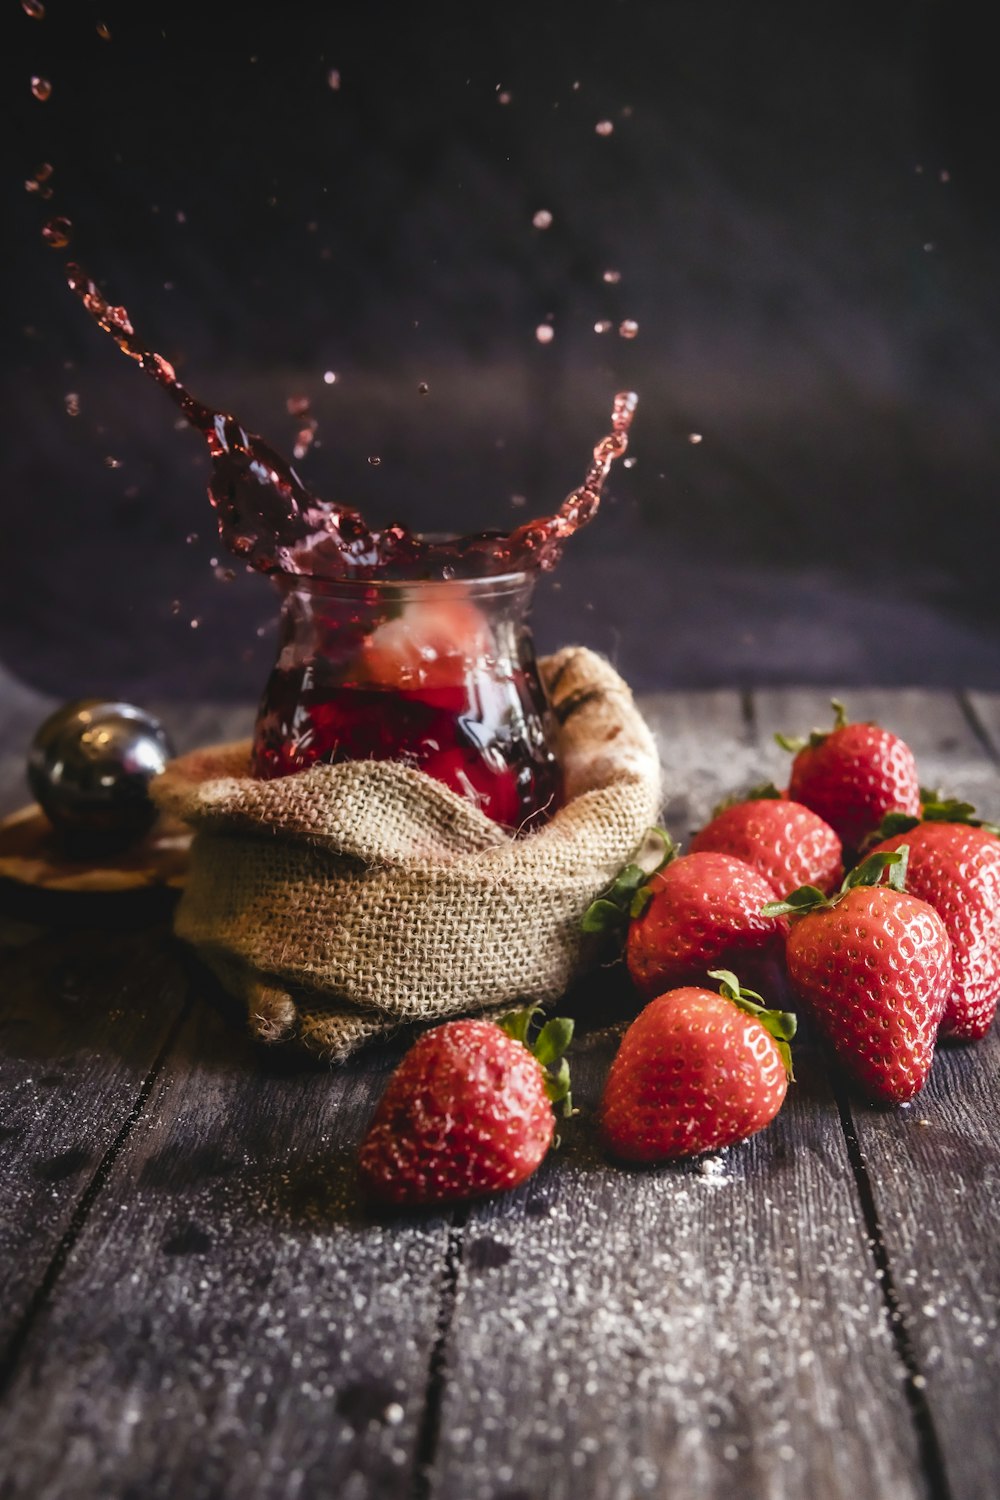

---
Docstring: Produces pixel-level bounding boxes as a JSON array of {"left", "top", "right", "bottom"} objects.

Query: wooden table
[{"left": 1, "top": 671, "right": 998, "bottom": 1500}]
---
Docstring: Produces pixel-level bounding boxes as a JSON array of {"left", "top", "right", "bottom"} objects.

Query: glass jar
[{"left": 251, "top": 571, "right": 562, "bottom": 831}]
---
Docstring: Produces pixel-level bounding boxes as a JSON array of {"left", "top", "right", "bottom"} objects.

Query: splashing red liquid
[
  {"left": 65, "top": 263, "right": 636, "bottom": 582},
  {"left": 65, "top": 264, "right": 636, "bottom": 822}
]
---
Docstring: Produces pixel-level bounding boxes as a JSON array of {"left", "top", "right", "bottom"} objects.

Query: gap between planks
[{"left": 0, "top": 993, "right": 194, "bottom": 1400}]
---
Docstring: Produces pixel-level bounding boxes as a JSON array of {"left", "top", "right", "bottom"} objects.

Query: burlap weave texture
[{"left": 154, "top": 647, "right": 661, "bottom": 1060}]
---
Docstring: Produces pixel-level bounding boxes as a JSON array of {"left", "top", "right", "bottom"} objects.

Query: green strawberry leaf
[
  {"left": 544, "top": 1056, "right": 572, "bottom": 1111},
  {"left": 581, "top": 827, "right": 677, "bottom": 936},
  {"left": 534, "top": 1016, "right": 574, "bottom": 1068},
  {"left": 498, "top": 1007, "right": 575, "bottom": 1117},
  {"left": 915, "top": 794, "right": 1000, "bottom": 836},
  {"left": 629, "top": 885, "right": 654, "bottom": 920},
  {"left": 708, "top": 969, "right": 797, "bottom": 1080},
  {"left": 843, "top": 847, "right": 908, "bottom": 892},
  {"left": 580, "top": 898, "right": 628, "bottom": 934},
  {"left": 497, "top": 1006, "right": 537, "bottom": 1046},
  {"left": 760, "top": 884, "right": 830, "bottom": 918},
  {"left": 871, "top": 810, "right": 922, "bottom": 841}
]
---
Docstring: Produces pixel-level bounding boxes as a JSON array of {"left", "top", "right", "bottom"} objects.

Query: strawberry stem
[{"left": 776, "top": 697, "right": 849, "bottom": 756}]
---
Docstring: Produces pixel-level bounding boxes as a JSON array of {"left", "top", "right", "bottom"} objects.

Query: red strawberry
[
  {"left": 691, "top": 790, "right": 843, "bottom": 895},
  {"left": 868, "top": 805, "right": 1000, "bottom": 1040},
  {"left": 360, "top": 597, "right": 493, "bottom": 691},
  {"left": 357, "top": 1009, "right": 573, "bottom": 1207},
  {"left": 625, "top": 851, "right": 789, "bottom": 1001},
  {"left": 600, "top": 970, "right": 796, "bottom": 1161},
  {"left": 777, "top": 700, "right": 920, "bottom": 852},
  {"left": 769, "top": 850, "right": 952, "bottom": 1103}
]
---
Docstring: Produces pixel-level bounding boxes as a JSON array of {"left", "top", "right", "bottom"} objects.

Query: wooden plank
[
  {"left": 639, "top": 689, "right": 752, "bottom": 846},
  {"left": 428, "top": 692, "right": 926, "bottom": 1500},
  {"left": 752, "top": 687, "right": 1000, "bottom": 817},
  {"left": 428, "top": 1032, "right": 925, "bottom": 1500},
  {"left": 755, "top": 688, "right": 1000, "bottom": 1500},
  {"left": 0, "top": 928, "right": 188, "bottom": 1356},
  {"left": 0, "top": 991, "right": 452, "bottom": 1500},
  {"left": 964, "top": 691, "right": 1000, "bottom": 772}
]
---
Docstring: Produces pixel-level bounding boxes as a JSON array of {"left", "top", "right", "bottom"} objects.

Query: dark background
[{"left": 2, "top": 0, "right": 999, "bottom": 703}]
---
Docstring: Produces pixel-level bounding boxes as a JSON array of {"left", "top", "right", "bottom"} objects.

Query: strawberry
[
  {"left": 776, "top": 699, "right": 920, "bottom": 853},
  {"left": 624, "top": 851, "right": 789, "bottom": 1001},
  {"left": 867, "top": 801, "right": 1000, "bottom": 1040},
  {"left": 766, "top": 850, "right": 952, "bottom": 1103},
  {"left": 357, "top": 1009, "right": 573, "bottom": 1207},
  {"left": 691, "top": 788, "right": 843, "bottom": 895},
  {"left": 600, "top": 970, "right": 796, "bottom": 1162},
  {"left": 360, "top": 597, "right": 493, "bottom": 691}
]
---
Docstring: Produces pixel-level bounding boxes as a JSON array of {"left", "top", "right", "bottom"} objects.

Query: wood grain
[
  {"left": 755, "top": 688, "right": 1000, "bottom": 1500},
  {"left": 1, "top": 683, "right": 998, "bottom": 1499},
  {"left": 0, "top": 928, "right": 187, "bottom": 1355},
  {"left": 428, "top": 1036, "right": 926, "bottom": 1500},
  {"left": 0, "top": 990, "right": 455, "bottom": 1500},
  {"left": 426, "top": 692, "right": 927, "bottom": 1500}
]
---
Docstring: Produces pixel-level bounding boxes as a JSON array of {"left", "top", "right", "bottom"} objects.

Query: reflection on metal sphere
[{"left": 27, "top": 698, "right": 175, "bottom": 845}]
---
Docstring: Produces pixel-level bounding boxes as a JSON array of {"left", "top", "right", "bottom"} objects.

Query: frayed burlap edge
[{"left": 154, "top": 647, "right": 662, "bottom": 1061}]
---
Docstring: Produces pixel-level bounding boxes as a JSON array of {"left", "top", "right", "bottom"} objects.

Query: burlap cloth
[{"left": 153, "top": 647, "right": 661, "bottom": 1060}]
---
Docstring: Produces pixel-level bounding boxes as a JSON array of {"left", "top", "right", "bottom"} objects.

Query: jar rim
[{"left": 271, "top": 568, "right": 533, "bottom": 596}]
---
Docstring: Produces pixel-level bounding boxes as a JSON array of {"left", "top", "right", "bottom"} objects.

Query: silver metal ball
[{"left": 27, "top": 698, "right": 175, "bottom": 845}]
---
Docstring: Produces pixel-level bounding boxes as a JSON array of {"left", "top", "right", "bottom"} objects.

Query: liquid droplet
[
  {"left": 30, "top": 75, "right": 52, "bottom": 102},
  {"left": 623, "top": 456, "right": 637, "bottom": 468},
  {"left": 417, "top": 381, "right": 429, "bottom": 395},
  {"left": 42, "top": 215, "right": 71, "bottom": 248},
  {"left": 368, "top": 455, "right": 381, "bottom": 467},
  {"left": 35, "top": 162, "right": 53, "bottom": 182},
  {"left": 618, "top": 319, "right": 639, "bottom": 339},
  {"left": 327, "top": 68, "right": 341, "bottom": 90},
  {"left": 190, "top": 618, "right": 201, "bottom": 630},
  {"left": 535, "top": 324, "right": 555, "bottom": 344},
  {"left": 602, "top": 268, "right": 621, "bottom": 284},
  {"left": 286, "top": 394, "right": 310, "bottom": 417},
  {"left": 104, "top": 455, "right": 122, "bottom": 469},
  {"left": 688, "top": 432, "right": 703, "bottom": 445},
  {"left": 594, "top": 320, "right": 612, "bottom": 334},
  {"left": 497, "top": 90, "right": 511, "bottom": 105},
  {"left": 23, "top": 0, "right": 45, "bottom": 17},
  {"left": 96, "top": 20, "right": 111, "bottom": 39},
  {"left": 186, "top": 532, "right": 199, "bottom": 544},
  {"left": 323, "top": 370, "right": 337, "bottom": 384},
  {"left": 441, "top": 565, "right": 455, "bottom": 580},
  {"left": 532, "top": 209, "right": 553, "bottom": 229},
  {"left": 64, "top": 392, "right": 80, "bottom": 416},
  {"left": 595, "top": 119, "right": 614, "bottom": 136},
  {"left": 170, "top": 599, "right": 181, "bottom": 615}
]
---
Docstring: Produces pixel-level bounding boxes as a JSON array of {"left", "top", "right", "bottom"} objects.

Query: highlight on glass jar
[{"left": 251, "top": 569, "right": 563, "bottom": 832}]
